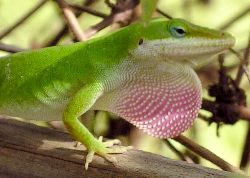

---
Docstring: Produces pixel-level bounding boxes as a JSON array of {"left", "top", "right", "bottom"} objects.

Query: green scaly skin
[{"left": 0, "top": 18, "right": 235, "bottom": 169}]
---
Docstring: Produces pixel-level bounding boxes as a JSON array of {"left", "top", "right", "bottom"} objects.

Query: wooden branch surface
[{"left": 0, "top": 117, "right": 245, "bottom": 178}]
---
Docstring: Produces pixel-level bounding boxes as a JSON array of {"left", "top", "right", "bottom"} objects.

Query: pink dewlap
[{"left": 114, "top": 80, "right": 201, "bottom": 138}]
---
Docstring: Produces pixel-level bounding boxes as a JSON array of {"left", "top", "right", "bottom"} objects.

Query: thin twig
[
  {"left": 219, "top": 6, "right": 250, "bottom": 30},
  {"left": 0, "top": 0, "right": 47, "bottom": 40},
  {"left": 218, "top": 54, "right": 225, "bottom": 69},
  {"left": 83, "top": 0, "right": 139, "bottom": 39},
  {"left": 44, "top": 27, "right": 68, "bottom": 46},
  {"left": 83, "top": 15, "right": 115, "bottom": 38},
  {"left": 238, "top": 105, "right": 250, "bottom": 122},
  {"left": 84, "top": 0, "right": 97, "bottom": 6},
  {"left": 198, "top": 113, "right": 210, "bottom": 122},
  {"left": 56, "top": 0, "right": 87, "bottom": 41},
  {"left": 43, "top": 0, "right": 97, "bottom": 46},
  {"left": 46, "top": 0, "right": 139, "bottom": 45},
  {"left": 235, "top": 31, "right": 250, "bottom": 86},
  {"left": 156, "top": 8, "right": 173, "bottom": 19},
  {"left": 240, "top": 123, "right": 250, "bottom": 170},
  {"left": 242, "top": 65, "right": 250, "bottom": 83},
  {"left": 230, "top": 48, "right": 243, "bottom": 61},
  {"left": 0, "top": 43, "right": 27, "bottom": 53},
  {"left": 68, "top": 4, "right": 108, "bottom": 18},
  {"left": 105, "top": 0, "right": 115, "bottom": 8},
  {"left": 45, "top": 0, "right": 138, "bottom": 46},
  {"left": 165, "top": 139, "right": 194, "bottom": 163},
  {"left": 172, "top": 135, "right": 242, "bottom": 173}
]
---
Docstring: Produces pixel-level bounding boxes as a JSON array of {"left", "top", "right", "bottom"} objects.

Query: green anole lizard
[{"left": 0, "top": 18, "right": 235, "bottom": 169}]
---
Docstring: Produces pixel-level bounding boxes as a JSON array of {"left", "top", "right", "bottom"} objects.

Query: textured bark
[{"left": 0, "top": 117, "right": 244, "bottom": 178}]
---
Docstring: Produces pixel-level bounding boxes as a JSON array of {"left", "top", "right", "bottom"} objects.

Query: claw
[
  {"left": 74, "top": 141, "right": 81, "bottom": 147},
  {"left": 85, "top": 151, "right": 94, "bottom": 170},
  {"left": 103, "top": 139, "right": 122, "bottom": 147},
  {"left": 84, "top": 137, "right": 132, "bottom": 170},
  {"left": 106, "top": 145, "right": 132, "bottom": 153},
  {"left": 99, "top": 153, "right": 117, "bottom": 163},
  {"left": 98, "top": 136, "right": 103, "bottom": 142},
  {"left": 98, "top": 136, "right": 121, "bottom": 147}
]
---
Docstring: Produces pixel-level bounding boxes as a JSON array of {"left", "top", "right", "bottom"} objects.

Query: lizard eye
[{"left": 170, "top": 26, "right": 186, "bottom": 38}]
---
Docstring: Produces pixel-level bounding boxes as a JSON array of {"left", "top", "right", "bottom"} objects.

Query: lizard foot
[{"left": 85, "top": 136, "right": 132, "bottom": 170}]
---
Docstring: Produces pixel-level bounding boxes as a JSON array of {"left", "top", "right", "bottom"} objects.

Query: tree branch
[
  {"left": 56, "top": 0, "right": 87, "bottom": 41},
  {"left": 219, "top": 7, "right": 250, "bottom": 30},
  {"left": 156, "top": 8, "right": 173, "bottom": 19},
  {"left": 172, "top": 135, "right": 242, "bottom": 173},
  {"left": 0, "top": 0, "right": 47, "bottom": 40},
  {"left": 240, "top": 123, "right": 250, "bottom": 170},
  {"left": 165, "top": 139, "right": 194, "bottom": 163},
  {"left": 43, "top": 0, "right": 98, "bottom": 47},
  {"left": 68, "top": 3, "right": 108, "bottom": 18},
  {"left": 82, "top": 0, "right": 139, "bottom": 39},
  {"left": 235, "top": 31, "right": 250, "bottom": 85},
  {"left": 0, "top": 117, "right": 241, "bottom": 178},
  {"left": 0, "top": 43, "right": 27, "bottom": 53}
]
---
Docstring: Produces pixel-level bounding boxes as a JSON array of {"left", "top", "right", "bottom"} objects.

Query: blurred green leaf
[{"left": 140, "top": 0, "right": 158, "bottom": 23}]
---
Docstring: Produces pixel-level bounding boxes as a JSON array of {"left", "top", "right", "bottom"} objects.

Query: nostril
[{"left": 138, "top": 38, "right": 143, "bottom": 45}]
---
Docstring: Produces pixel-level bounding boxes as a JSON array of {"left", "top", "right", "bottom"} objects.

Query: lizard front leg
[{"left": 63, "top": 83, "right": 129, "bottom": 169}]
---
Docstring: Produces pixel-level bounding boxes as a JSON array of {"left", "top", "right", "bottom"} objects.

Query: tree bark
[{"left": 0, "top": 117, "right": 245, "bottom": 178}]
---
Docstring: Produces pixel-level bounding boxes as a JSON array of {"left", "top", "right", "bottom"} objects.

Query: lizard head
[{"left": 132, "top": 18, "right": 235, "bottom": 67}]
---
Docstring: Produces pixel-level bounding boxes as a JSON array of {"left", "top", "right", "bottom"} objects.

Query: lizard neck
[
  {"left": 102, "top": 58, "right": 200, "bottom": 92},
  {"left": 93, "top": 58, "right": 202, "bottom": 138}
]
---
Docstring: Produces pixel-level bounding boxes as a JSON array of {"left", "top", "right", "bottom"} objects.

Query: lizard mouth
[
  {"left": 131, "top": 35, "right": 235, "bottom": 63},
  {"left": 160, "top": 37, "right": 235, "bottom": 58},
  {"left": 164, "top": 36, "right": 235, "bottom": 67}
]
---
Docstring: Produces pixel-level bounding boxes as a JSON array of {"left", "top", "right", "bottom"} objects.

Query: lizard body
[{"left": 0, "top": 18, "right": 235, "bottom": 169}]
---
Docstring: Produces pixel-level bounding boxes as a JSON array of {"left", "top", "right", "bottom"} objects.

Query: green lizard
[{"left": 0, "top": 18, "right": 235, "bottom": 169}]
